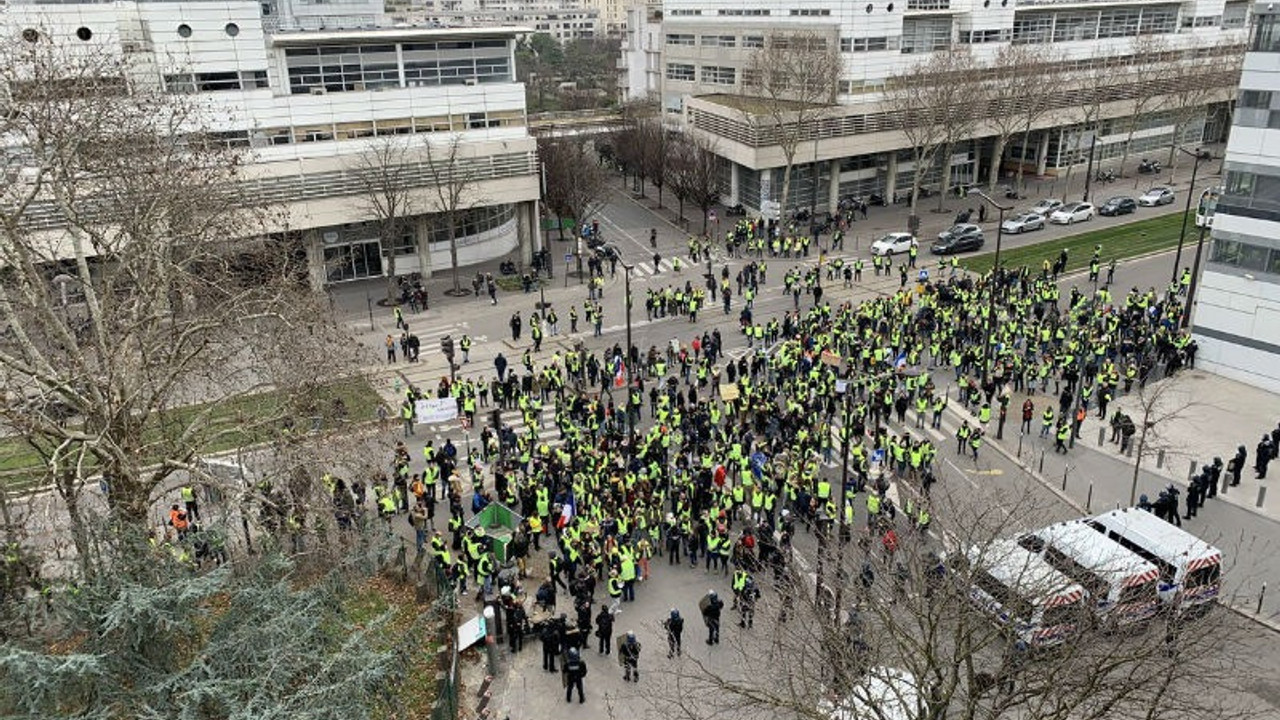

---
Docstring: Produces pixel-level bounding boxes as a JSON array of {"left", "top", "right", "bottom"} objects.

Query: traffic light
[{"left": 441, "top": 335, "right": 454, "bottom": 359}]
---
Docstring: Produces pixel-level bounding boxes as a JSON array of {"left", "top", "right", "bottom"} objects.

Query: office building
[
  {"left": 5, "top": 0, "right": 541, "bottom": 288},
  {"left": 1190, "top": 4, "right": 1280, "bottom": 393},
  {"left": 658, "top": 0, "right": 1247, "bottom": 214}
]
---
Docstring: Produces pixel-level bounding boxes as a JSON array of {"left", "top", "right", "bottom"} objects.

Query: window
[
  {"left": 1223, "top": 1, "right": 1248, "bottom": 29},
  {"left": 669, "top": 9, "right": 702, "bottom": 15},
  {"left": 75, "top": 27, "right": 93, "bottom": 41},
  {"left": 701, "top": 34, "right": 736, "bottom": 47},
  {"left": 165, "top": 69, "right": 270, "bottom": 93},
  {"left": 177, "top": 23, "right": 192, "bottom": 38},
  {"left": 1053, "top": 12, "right": 1098, "bottom": 42},
  {"left": 1013, "top": 14, "right": 1052, "bottom": 44},
  {"left": 848, "top": 36, "right": 894, "bottom": 51},
  {"left": 901, "top": 17, "right": 952, "bottom": 52},
  {"left": 1098, "top": 7, "right": 1141, "bottom": 38},
  {"left": 790, "top": 8, "right": 831, "bottom": 15},
  {"left": 665, "top": 62, "right": 695, "bottom": 81},
  {"left": 907, "top": 0, "right": 950, "bottom": 8},
  {"left": 701, "top": 65, "right": 736, "bottom": 85},
  {"left": 717, "top": 7, "right": 769, "bottom": 14},
  {"left": 665, "top": 33, "right": 695, "bottom": 46},
  {"left": 1240, "top": 90, "right": 1274, "bottom": 110},
  {"left": 1138, "top": 7, "right": 1177, "bottom": 35},
  {"left": 959, "top": 29, "right": 1008, "bottom": 43},
  {"left": 840, "top": 37, "right": 852, "bottom": 52},
  {"left": 225, "top": 22, "right": 240, "bottom": 37},
  {"left": 742, "top": 35, "right": 765, "bottom": 48},
  {"left": 1253, "top": 13, "right": 1280, "bottom": 51}
]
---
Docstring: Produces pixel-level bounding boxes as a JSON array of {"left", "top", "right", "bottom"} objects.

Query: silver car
[{"left": 1001, "top": 212, "right": 1045, "bottom": 234}]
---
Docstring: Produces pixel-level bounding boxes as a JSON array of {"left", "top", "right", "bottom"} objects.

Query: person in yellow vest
[
  {"left": 607, "top": 569, "right": 624, "bottom": 613},
  {"left": 180, "top": 484, "right": 200, "bottom": 521}
]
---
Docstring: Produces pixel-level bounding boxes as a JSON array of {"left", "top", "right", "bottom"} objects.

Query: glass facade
[{"left": 285, "top": 39, "right": 511, "bottom": 94}]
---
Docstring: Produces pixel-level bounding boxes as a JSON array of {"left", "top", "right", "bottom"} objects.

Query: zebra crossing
[{"left": 632, "top": 254, "right": 695, "bottom": 279}]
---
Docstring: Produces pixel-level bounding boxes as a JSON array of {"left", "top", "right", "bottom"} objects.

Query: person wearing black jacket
[
  {"left": 595, "top": 604, "right": 615, "bottom": 655},
  {"left": 701, "top": 589, "right": 723, "bottom": 645},
  {"left": 663, "top": 609, "right": 684, "bottom": 658},
  {"left": 541, "top": 616, "right": 563, "bottom": 672},
  {"left": 564, "top": 647, "right": 587, "bottom": 704}
]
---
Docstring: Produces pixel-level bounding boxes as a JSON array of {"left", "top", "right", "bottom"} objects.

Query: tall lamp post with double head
[
  {"left": 968, "top": 189, "right": 1015, "bottom": 384},
  {"left": 610, "top": 244, "right": 637, "bottom": 458}
]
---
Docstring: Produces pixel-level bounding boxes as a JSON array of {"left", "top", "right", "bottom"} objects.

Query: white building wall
[{"left": 1190, "top": 2, "right": 1280, "bottom": 393}]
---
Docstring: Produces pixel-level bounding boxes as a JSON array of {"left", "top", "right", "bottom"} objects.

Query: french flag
[
  {"left": 894, "top": 351, "right": 908, "bottom": 370},
  {"left": 614, "top": 358, "right": 626, "bottom": 388},
  {"left": 558, "top": 491, "right": 576, "bottom": 529}
]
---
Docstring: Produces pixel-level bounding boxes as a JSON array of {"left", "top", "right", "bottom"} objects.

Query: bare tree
[
  {"left": 648, "top": 486, "right": 1258, "bottom": 720},
  {"left": 1118, "top": 37, "right": 1170, "bottom": 177},
  {"left": 740, "top": 30, "right": 842, "bottom": 215},
  {"left": 350, "top": 138, "right": 416, "bottom": 305},
  {"left": 419, "top": 133, "right": 484, "bottom": 296},
  {"left": 639, "top": 121, "right": 670, "bottom": 209},
  {"left": 884, "top": 50, "right": 983, "bottom": 215},
  {"left": 1162, "top": 42, "right": 1243, "bottom": 184},
  {"left": 1009, "top": 54, "right": 1060, "bottom": 194},
  {"left": 983, "top": 46, "right": 1046, "bottom": 192},
  {"left": 668, "top": 134, "right": 723, "bottom": 233},
  {"left": 1058, "top": 62, "right": 1113, "bottom": 196},
  {"left": 539, "top": 136, "right": 609, "bottom": 242},
  {"left": 0, "top": 38, "right": 358, "bottom": 548}
]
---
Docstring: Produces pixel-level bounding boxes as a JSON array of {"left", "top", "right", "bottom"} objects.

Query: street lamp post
[
  {"left": 833, "top": 391, "right": 852, "bottom": 619},
  {"left": 612, "top": 243, "right": 637, "bottom": 459},
  {"left": 1182, "top": 223, "right": 1209, "bottom": 329},
  {"left": 1171, "top": 146, "right": 1207, "bottom": 283},
  {"left": 969, "top": 190, "right": 1014, "bottom": 384}
]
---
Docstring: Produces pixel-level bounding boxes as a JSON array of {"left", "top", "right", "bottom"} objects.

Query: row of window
[
  {"left": 1210, "top": 239, "right": 1280, "bottom": 276},
  {"left": 1012, "top": 6, "right": 1178, "bottom": 44},
  {"left": 164, "top": 70, "right": 269, "bottom": 93},
  {"left": 205, "top": 112, "right": 517, "bottom": 149},
  {"left": 665, "top": 63, "right": 736, "bottom": 85},
  {"left": 841, "top": 36, "right": 896, "bottom": 52}
]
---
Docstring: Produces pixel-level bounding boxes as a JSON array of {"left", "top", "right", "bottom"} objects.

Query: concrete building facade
[
  {"left": 5, "top": 0, "right": 542, "bottom": 289},
  {"left": 1190, "top": 2, "right": 1280, "bottom": 393},
  {"left": 656, "top": 0, "right": 1247, "bottom": 214}
]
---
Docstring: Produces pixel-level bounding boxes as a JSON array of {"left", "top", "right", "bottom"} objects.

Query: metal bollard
[
  {"left": 483, "top": 606, "right": 498, "bottom": 676},
  {"left": 1018, "top": 433, "right": 1024, "bottom": 457},
  {"left": 1258, "top": 486, "right": 1267, "bottom": 509},
  {"left": 1062, "top": 466, "right": 1069, "bottom": 491},
  {"left": 1188, "top": 460, "right": 1197, "bottom": 481},
  {"left": 1221, "top": 477, "right": 1228, "bottom": 495},
  {"left": 1086, "top": 482, "right": 1093, "bottom": 512},
  {"left": 1124, "top": 440, "right": 1133, "bottom": 457},
  {"left": 1039, "top": 451, "right": 1046, "bottom": 474},
  {"left": 1098, "top": 428, "right": 1106, "bottom": 447},
  {"left": 1259, "top": 583, "right": 1268, "bottom": 616},
  {"left": 1157, "top": 449, "right": 1165, "bottom": 469}
]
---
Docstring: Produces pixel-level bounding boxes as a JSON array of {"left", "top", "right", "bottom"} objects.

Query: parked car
[
  {"left": 1028, "top": 199, "right": 1064, "bottom": 217},
  {"left": 932, "top": 224, "right": 985, "bottom": 255},
  {"left": 1048, "top": 202, "right": 1096, "bottom": 225},
  {"left": 870, "top": 232, "right": 918, "bottom": 257},
  {"left": 1001, "top": 212, "right": 1046, "bottom": 234},
  {"left": 1138, "top": 187, "right": 1176, "bottom": 206},
  {"left": 1098, "top": 196, "right": 1137, "bottom": 216}
]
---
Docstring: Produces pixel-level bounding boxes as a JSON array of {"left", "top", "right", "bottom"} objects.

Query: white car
[
  {"left": 1028, "top": 199, "right": 1064, "bottom": 217},
  {"left": 1138, "top": 187, "right": 1176, "bottom": 206},
  {"left": 870, "top": 232, "right": 917, "bottom": 257},
  {"left": 1048, "top": 202, "right": 1095, "bottom": 225},
  {"left": 1001, "top": 213, "right": 1045, "bottom": 234}
]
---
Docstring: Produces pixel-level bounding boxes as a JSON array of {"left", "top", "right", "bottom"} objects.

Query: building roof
[{"left": 269, "top": 24, "right": 532, "bottom": 46}]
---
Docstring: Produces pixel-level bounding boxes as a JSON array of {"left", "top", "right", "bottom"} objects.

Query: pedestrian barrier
[{"left": 1257, "top": 486, "right": 1267, "bottom": 509}]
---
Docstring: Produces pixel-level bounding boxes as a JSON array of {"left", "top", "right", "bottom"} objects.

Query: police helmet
[
  {"left": 670, "top": 608, "right": 680, "bottom": 619},
  {"left": 568, "top": 648, "right": 580, "bottom": 660},
  {"left": 708, "top": 589, "right": 717, "bottom": 598}
]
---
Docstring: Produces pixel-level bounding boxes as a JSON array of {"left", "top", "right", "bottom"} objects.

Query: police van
[
  {"left": 1085, "top": 508, "right": 1223, "bottom": 614},
  {"left": 964, "top": 539, "right": 1089, "bottom": 647},
  {"left": 1018, "top": 520, "right": 1162, "bottom": 627}
]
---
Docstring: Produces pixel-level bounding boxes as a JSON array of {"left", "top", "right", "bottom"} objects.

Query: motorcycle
[
  {"left": 725, "top": 203, "right": 747, "bottom": 217},
  {"left": 868, "top": 193, "right": 887, "bottom": 207},
  {"left": 499, "top": 260, "right": 518, "bottom": 276},
  {"left": 1138, "top": 159, "right": 1161, "bottom": 174},
  {"left": 1094, "top": 168, "right": 1116, "bottom": 183}
]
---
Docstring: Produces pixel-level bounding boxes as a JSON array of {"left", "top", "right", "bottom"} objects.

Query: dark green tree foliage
[{"left": 0, "top": 552, "right": 402, "bottom": 719}]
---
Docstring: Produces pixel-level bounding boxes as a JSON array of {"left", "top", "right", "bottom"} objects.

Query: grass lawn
[
  {"left": 957, "top": 211, "right": 1192, "bottom": 276},
  {"left": 0, "top": 377, "right": 383, "bottom": 495}
]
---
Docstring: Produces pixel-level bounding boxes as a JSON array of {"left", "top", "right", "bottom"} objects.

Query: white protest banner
[{"left": 415, "top": 397, "right": 458, "bottom": 424}]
